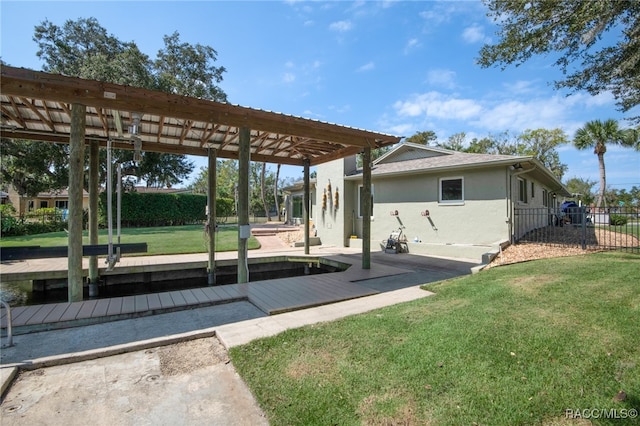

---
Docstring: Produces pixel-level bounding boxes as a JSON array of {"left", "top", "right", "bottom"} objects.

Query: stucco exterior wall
[
  {"left": 314, "top": 158, "right": 350, "bottom": 247},
  {"left": 315, "top": 156, "right": 565, "bottom": 261},
  {"left": 364, "top": 168, "right": 510, "bottom": 249}
]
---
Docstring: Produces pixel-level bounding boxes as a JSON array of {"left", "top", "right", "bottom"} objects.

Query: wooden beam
[{"left": 1, "top": 66, "right": 401, "bottom": 148}]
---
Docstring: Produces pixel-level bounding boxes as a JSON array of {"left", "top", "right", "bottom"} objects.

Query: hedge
[{"left": 99, "top": 192, "right": 234, "bottom": 227}]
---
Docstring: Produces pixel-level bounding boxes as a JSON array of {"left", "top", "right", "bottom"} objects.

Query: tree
[
  {"left": 0, "top": 139, "right": 69, "bottom": 200},
  {"left": 435, "top": 129, "right": 568, "bottom": 180},
  {"left": 573, "top": 119, "right": 634, "bottom": 207},
  {"left": 406, "top": 130, "right": 437, "bottom": 146},
  {"left": 436, "top": 132, "right": 467, "bottom": 151},
  {"left": 29, "top": 17, "right": 226, "bottom": 188},
  {"left": 564, "top": 177, "right": 597, "bottom": 206},
  {"left": 478, "top": 1, "right": 640, "bottom": 122},
  {"left": 155, "top": 32, "right": 227, "bottom": 102},
  {"left": 515, "top": 129, "right": 569, "bottom": 180},
  {"left": 136, "top": 152, "right": 194, "bottom": 188},
  {"left": 189, "top": 160, "right": 239, "bottom": 200}
]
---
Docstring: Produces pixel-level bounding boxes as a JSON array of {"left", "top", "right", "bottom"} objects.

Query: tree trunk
[
  {"left": 596, "top": 152, "right": 607, "bottom": 208},
  {"left": 260, "top": 162, "right": 270, "bottom": 221},
  {"left": 274, "top": 164, "right": 281, "bottom": 221}
]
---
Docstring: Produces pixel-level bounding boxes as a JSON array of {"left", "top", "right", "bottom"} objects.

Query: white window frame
[
  {"left": 438, "top": 177, "right": 464, "bottom": 205},
  {"left": 518, "top": 178, "right": 528, "bottom": 204},
  {"left": 358, "top": 184, "right": 375, "bottom": 219}
]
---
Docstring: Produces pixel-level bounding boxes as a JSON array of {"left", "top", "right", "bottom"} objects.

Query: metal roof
[{"left": 0, "top": 66, "right": 402, "bottom": 166}]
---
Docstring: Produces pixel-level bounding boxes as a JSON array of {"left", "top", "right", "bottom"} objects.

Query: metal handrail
[{"left": 0, "top": 300, "right": 14, "bottom": 348}]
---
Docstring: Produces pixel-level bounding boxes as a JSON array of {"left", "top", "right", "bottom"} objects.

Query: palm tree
[{"left": 573, "top": 119, "right": 633, "bottom": 208}]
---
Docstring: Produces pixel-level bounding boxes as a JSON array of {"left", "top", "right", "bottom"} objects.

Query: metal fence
[{"left": 513, "top": 206, "right": 640, "bottom": 253}]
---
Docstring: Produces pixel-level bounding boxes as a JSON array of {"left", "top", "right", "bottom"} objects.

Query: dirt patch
[
  {"left": 357, "top": 392, "right": 422, "bottom": 426},
  {"left": 286, "top": 349, "right": 338, "bottom": 380},
  {"left": 158, "top": 336, "right": 229, "bottom": 376},
  {"left": 509, "top": 274, "right": 558, "bottom": 293}
]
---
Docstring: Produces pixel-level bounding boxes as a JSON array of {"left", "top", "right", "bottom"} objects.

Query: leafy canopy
[
  {"left": 478, "top": 0, "right": 640, "bottom": 122},
  {"left": 21, "top": 17, "right": 231, "bottom": 189}
]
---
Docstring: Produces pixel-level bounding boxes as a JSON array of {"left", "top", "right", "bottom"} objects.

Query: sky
[{"left": 1, "top": 0, "right": 639, "bottom": 192}]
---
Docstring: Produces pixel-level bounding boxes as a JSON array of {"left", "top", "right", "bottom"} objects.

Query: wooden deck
[{"left": 1, "top": 255, "right": 411, "bottom": 334}]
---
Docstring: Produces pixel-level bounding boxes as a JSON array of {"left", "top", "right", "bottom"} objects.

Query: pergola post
[
  {"left": 88, "top": 140, "right": 100, "bottom": 296},
  {"left": 237, "top": 127, "right": 251, "bottom": 284},
  {"left": 362, "top": 147, "right": 372, "bottom": 269},
  {"left": 303, "top": 159, "right": 310, "bottom": 255},
  {"left": 207, "top": 148, "right": 217, "bottom": 285},
  {"left": 68, "top": 103, "right": 86, "bottom": 302}
]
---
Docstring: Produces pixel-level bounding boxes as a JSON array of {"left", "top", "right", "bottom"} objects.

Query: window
[
  {"left": 542, "top": 189, "right": 548, "bottom": 207},
  {"left": 39, "top": 200, "right": 49, "bottom": 208},
  {"left": 531, "top": 182, "right": 535, "bottom": 198},
  {"left": 358, "top": 185, "right": 374, "bottom": 218},
  {"left": 518, "top": 178, "right": 528, "bottom": 203},
  {"left": 55, "top": 200, "right": 69, "bottom": 209},
  {"left": 439, "top": 177, "right": 464, "bottom": 204}
]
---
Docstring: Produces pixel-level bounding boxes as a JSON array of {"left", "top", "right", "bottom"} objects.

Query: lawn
[
  {"left": 230, "top": 252, "right": 640, "bottom": 425},
  {"left": 0, "top": 224, "right": 261, "bottom": 255}
]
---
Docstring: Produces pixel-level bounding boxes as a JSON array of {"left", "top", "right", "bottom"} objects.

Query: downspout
[
  {"left": 506, "top": 168, "right": 512, "bottom": 244},
  {"left": 509, "top": 164, "right": 537, "bottom": 244}
]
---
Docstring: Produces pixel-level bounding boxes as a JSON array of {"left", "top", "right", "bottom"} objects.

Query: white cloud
[
  {"left": 462, "top": 24, "right": 489, "bottom": 44},
  {"left": 426, "top": 69, "right": 457, "bottom": 89},
  {"left": 404, "top": 38, "right": 420, "bottom": 54},
  {"left": 394, "top": 92, "right": 482, "bottom": 120},
  {"left": 502, "top": 80, "right": 537, "bottom": 95},
  {"left": 329, "top": 20, "right": 352, "bottom": 32},
  {"left": 357, "top": 62, "right": 375, "bottom": 72},
  {"left": 283, "top": 72, "right": 296, "bottom": 83}
]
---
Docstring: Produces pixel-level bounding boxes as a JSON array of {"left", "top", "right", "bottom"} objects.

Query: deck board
[
  {"left": 25, "top": 304, "right": 57, "bottom": 325},
  {"left": 2, "top": 254, "right": 420, "bottom": 332},
  {"left": 181, "top": 290, "right": 199, "bottom": 305},
  {"left": 106, "top": 298, "right": 123, "bottom": 316},
  {"left": 121, "top": 296, "right": 136, "bottom": 314},
  {"left": 168, "top": 291, "right": 188, "bottom": 307},
  {"left": 134, "top": 295, "right": 148, "bottom": 312},
  {"left": 76, "top": 300, "right": 98, "bottom": 320},
  {"left": 43, "top": 303, "right": 71, "bottom": 323},
  {"left": 92, "top": 299, "right": 111, "bottom": 317},
  {"left": 147, "top": 293, "right": 162, "bottom": 310},
  {"left": 158, "top": 292, "right": 175, "bottom": 309},
  {"left": 59, "top": 302, "right": 83, "bottom": 322}
]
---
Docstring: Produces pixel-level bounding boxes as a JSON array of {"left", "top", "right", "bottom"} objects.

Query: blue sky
[{"left": 2, "top": 0, "right": 639, "bottom": 191}]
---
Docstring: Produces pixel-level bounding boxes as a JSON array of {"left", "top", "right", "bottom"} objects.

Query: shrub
[
  {"left": 1, "top": 204, "right": 21, "bottom": 235},
  {"left": 609, "top": 214, "right": 628, "bottom": 226},
  {"left": 100, "top": 191, "right": 209, "bottom": 227}
]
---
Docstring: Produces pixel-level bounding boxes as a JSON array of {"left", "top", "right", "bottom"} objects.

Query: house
[
  {"left": 4, "top": 187, "right": 89, "bottom": 216},
  {"left": 313, "top": 142, "right": 570, "bottom": 261},
  {"left": 282, "top": 179, "right": 317, "bottom": 226}
]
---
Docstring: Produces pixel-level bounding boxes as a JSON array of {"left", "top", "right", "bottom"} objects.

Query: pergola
[{"left": 1, "top": 65, "right": 402, "bottom": 301}]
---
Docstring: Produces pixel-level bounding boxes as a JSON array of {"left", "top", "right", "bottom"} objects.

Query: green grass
[
  {"left": 0, "top": 224, "right": 261, "bottom": 255},
  {"left": 230, "top": 252, "right": 640, "bottom": 425}
]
